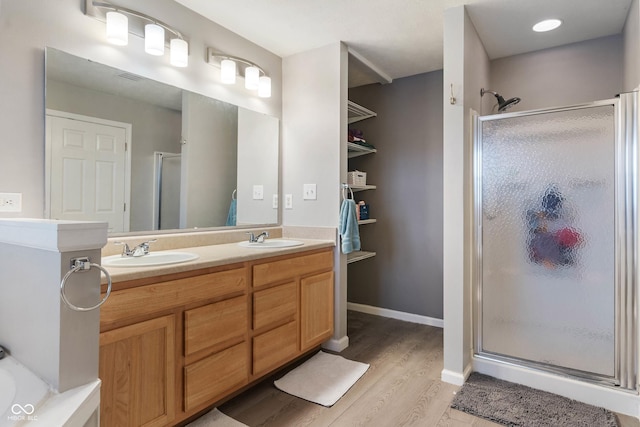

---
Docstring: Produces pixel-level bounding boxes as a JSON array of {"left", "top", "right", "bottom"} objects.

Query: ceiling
[{"left": 174, "top": 0, "right": 632, "bottom": 87}]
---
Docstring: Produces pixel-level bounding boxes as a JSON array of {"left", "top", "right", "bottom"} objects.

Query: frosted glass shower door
[{"left": 477, "top": 104, "right": 616, "bottom": 378}]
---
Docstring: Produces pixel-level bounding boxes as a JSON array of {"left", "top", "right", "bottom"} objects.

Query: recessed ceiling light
[{"left": 533, "top": 19, "right": 562, "bottom": 32}]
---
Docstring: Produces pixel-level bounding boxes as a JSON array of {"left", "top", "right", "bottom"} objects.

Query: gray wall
[
  {"left": 347, "top": 71, "right": 444, "bottom": 320},
  {"left": 489, "top": 35, "right": 623, "bottom": 113}
]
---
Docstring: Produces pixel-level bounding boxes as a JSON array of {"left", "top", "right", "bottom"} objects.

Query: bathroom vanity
[{"left": 98, "top": 240, "right": 334, "bottom": 426}]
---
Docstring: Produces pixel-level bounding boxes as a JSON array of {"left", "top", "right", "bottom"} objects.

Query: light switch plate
[
  {"left": 303, "top": 184, "right": 317, "bottom": 200},
  {"left": 285, "top": 194, "right": 293, "bottom": 209},
  {"left": 0, "top": 193, "right": 22, "bottom": 212},
  {"left": 272, "top": 194, "right": 278, "bottom": 209},
  {"left": 252, "top": 185, "right": 264, "bottom": 200}
]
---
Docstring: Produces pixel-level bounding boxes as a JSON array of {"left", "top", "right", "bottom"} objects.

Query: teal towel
[
  {"left": 225, "top": 199, "right": 237, "bottom": 226},
  {"left": 339, "top": 199, "right": 361, "bottom": 254}
]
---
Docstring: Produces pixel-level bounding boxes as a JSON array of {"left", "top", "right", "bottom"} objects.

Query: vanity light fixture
[
  {"left": 245, "top": 66, "right": 260, "bottom": 90},
  {"left": 533, "top": 18, "right": 562, "bottom": 32},
  {"left": 105, "top": 11, "right": 128, "bottom": 46},
  {"left": 207, "top": 47, "right": 272, "bottom": 98},
  {"left": 87, "top": 1, "right": 189, "bottom": 67},
  {"left": 144, "top": 23, "right": 165, "bottom": 56},
  {"left": 258, "top": 76, "right": 272, "bottom": 98},
  {"left": 221, "top": 59, "right": 237, "bottom": 84}
]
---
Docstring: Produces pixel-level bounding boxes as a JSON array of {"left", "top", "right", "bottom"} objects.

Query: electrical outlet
[
  {"left": 303, "top": 183, "right": 317, "bottom": 200},
  {"left": 0, "top": 193, "right": 22, "bottom": 213},
  {"left": 272, "top": 194, "right": 278, "bottom": 209},
  {"left": 252, "top": 185, "right": 264, "bottom": 200},
  {"left": 285, "top": 194, "right": 293, "bottom": 209}
]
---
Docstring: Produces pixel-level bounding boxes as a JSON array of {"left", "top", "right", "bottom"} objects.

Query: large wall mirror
[{"left": 45, "top": 48, "right": 279, "bottom": 235}]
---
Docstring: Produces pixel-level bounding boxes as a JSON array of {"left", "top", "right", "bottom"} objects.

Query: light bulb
[
  {"left": 221, "top": 59, "right": 236, "bottom": 84},
  {"left": 245, "top": 66, "right": 260, "bottom": 90},
  {"left": 106, "top": 11, "right": 128, "bottom": 46},
  {"left": 258, "top": 76, "right": 271, "bottom": 98},
  {"left": 145, "top": 24, "right": 165, "bottom": 56},
  {"left": 170, "top": 39, "right": 188, "bottom": 67}
]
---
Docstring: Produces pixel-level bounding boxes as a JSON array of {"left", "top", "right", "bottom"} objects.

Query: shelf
[
  {"left": 347, "top": 251, "right": 377, "bottom": 264},
  {"left": 348, "top": 100, "right": 377, "bottom": 124},
  {"left": 357, "top": 219, "right": 377, "bottom": 225},
  {"left": 347, "top": 142, "right": 377, "bottom": 158},
  {"left": 350, "top": 184, "right": 376, "bottom": 192}
]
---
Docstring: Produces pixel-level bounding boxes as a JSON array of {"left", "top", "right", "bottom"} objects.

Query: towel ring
[
  {"left": 232, "top": 189, "right": 237, "bottom": 200},
  {"left": 341, "top": 183, "right": 354, "bottom": 200},
  {"left": 60, "top": 257, "right": 112, "bottom": 312}
]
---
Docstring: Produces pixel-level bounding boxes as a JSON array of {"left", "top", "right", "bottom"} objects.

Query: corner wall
[{"left": 282, "top": 42, "right": 348, "bottom": 349}]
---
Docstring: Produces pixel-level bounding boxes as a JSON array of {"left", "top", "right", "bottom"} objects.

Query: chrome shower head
[
  {"left": 481, "top": 88, "right": 521, "bottom": 112},
  {"left": 497, "top": 96, "right": 521, "bottom": 111}
]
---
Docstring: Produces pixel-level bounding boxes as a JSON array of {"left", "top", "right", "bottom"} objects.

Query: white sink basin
[
  {"left": 102, "top": 251, "right": 199, "bottom": 267},
  {"left": 237, "top": 239, "right": 304, "bottom": 249}
]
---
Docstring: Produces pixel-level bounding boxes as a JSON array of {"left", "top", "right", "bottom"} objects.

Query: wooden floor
[{"left": 217, "top": 311, "right": 639, "bottom": 427}]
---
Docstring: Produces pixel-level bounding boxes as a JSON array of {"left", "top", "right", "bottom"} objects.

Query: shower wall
[{"left": 489, "top": 35, "right": 623, "bottom": 113}]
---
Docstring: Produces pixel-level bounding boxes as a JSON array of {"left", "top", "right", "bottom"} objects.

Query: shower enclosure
[{"left": 473, "top": 93, "right": 637, "bottom": 389}]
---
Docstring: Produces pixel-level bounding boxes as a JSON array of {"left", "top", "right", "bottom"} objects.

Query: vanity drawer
[
  {"left": 252, "top": 320, "right": 298, "bottom": 376},
  {"left": 184, "top": 342, "right": 248, "bottom": 411},
  {"left": 252, "top": 250, "right": 333, "bottom": 288},
  {"left": 184, "top": 296, "right": 247, "bottom": 357},
  {"left": 253, "top": 281, "right": 297, "bottom": 331},
  {"left": 101, "top": 267, "right": 246, "bottom": 330}
]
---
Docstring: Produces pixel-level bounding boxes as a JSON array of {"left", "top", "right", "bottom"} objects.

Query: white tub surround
[{"left": 0, "top": 219, "right": 108, "bottom": 393}]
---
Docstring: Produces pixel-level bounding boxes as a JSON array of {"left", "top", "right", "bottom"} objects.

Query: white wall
[
  {"left": 236, "top": 108, "right": 279, "bottom": 225},
  {"left": 181, "top": 91, "right": 237, "bottom": 228},
  {"left": 0, "top": 0, "right": 281, "bottom": 219},
  {"left": 282, "top": 42, "right": 348, "bottom": 349},
  {"left": 282, "top": 43, "right": 343, "bottom": 227},
  {"left": 624, "top": 0, "right": 640, "bottom": 91},
  {"left": 442, "top": 5, "right": 491, "bottom": 385}
]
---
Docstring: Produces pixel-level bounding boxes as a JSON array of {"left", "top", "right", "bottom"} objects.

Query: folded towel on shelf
[
  {"left": 339, "top": 199, "right": 361, "bottom": 254},
  {"left": 225, "top": 199, "right": 237, "bottom": 226}
]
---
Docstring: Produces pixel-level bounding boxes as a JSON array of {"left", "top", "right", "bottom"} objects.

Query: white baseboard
[
  {"left": 347, "top": 302, "right": 444, "bottom": 328},
  {"left": 474, "top": 356, "right": 640, "bottom": 418},
  {"left": 441, "top": 364, "right": 472, "bottom": 386},
  {"left": 322, "top": 335, "right": 349, "bottom": 353}
]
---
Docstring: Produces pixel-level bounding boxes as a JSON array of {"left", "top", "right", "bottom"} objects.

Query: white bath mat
[
  {"left": 274, "top": 351, "right": 370, "bottom": 407},
  {"left": 186, "top": 408, "right": 248, "bottom": 427}
]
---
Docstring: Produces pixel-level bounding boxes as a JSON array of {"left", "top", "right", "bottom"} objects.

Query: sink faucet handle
[
  {"left": 134, "top": 239, "right": 157, "bottom": 256},
  {"left": 246, "top": 232, "right": 256, "bottom": 243},
  {"left": 113, "top": 241, "right": 132, "bottom": 256}
]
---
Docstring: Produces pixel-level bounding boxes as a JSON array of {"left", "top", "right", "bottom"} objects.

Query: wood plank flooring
[{"left": 216, "top": 310, "right": 639, "bottom": 427}]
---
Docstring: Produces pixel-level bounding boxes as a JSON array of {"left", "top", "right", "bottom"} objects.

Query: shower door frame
[{"left": 472, "top": 95, "right": 638, "bottom": 390}]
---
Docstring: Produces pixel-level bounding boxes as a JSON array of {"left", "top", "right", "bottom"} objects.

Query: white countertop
[{"left": 101, "top": 238, "right": 335, "bottom": 284}]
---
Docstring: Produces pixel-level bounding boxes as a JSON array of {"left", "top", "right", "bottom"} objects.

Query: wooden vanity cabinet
[
  {"left": 99, "top": 265, "right": 247, "bottom": 427},
  {"left": 98, "top": 247, "right": 334, "bottom": 427},
  {"left": 99, "top": 315, "right": 176, "bottom": 427},
  {"left": 251, "top": 249, "right": 334, "bottom": 377}
]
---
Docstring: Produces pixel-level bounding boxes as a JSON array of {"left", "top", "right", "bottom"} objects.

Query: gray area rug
[{"left": 451, "top": 373, "right": 619, "bottom": 427}]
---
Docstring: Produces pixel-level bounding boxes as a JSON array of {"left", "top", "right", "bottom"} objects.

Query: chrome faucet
[
  {"left": 246, "top": 231, "right": 269, "bottom": 243},
  {"left": 114, "top": 239, "right": 157, "bottom": 257}
]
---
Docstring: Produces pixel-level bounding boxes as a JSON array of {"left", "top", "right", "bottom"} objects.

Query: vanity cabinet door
[
  {"left": 300, "top": 271, "right": 334, "bottom": 352},
  {"left": 99, "top": 315, "right": 175, "bottom": 427}
]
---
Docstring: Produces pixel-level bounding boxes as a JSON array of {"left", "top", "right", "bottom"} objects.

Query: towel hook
[
  {"left": 341, "top": 183, "right": 354, "bottom": 200},
  {"left": 231, "top": 189, "right": 237, "bottom": 200}
]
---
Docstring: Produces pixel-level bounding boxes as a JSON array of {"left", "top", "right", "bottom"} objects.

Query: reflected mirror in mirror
[{"left": 44, "top": 47, "right": 279, "bottom": 235}]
